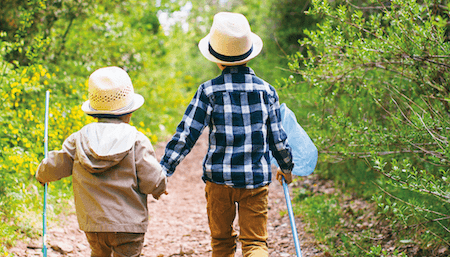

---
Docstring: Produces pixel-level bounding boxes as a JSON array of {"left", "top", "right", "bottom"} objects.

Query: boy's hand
[
  {"left": 152, "top": 191, "right": 168, "bottom": 200},
  {"left": 276, "top": 169, "right": 292, "bottom": 185}
]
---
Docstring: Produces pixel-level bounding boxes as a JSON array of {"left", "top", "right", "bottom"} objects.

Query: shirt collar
[{"left": 222, "top": 65, "right": 255, "bottom": 75}]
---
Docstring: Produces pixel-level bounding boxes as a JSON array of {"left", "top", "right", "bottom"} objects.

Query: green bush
[
  {"left": 0, "top": 0, "right": 207, "bottom": 254},
  {"left": 284, "top": 0, "right": 449, "bottom": 254}
]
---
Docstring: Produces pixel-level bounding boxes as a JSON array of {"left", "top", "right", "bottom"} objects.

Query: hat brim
[
  {"left": 198, "top": 33, "right": 263, "bottom": 65},
  {"left": 81, "top": 93, "right": 144, "bottom": 115}
]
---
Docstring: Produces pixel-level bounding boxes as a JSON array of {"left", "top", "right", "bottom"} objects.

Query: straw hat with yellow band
[
  {"left": 81, "top": 66, "right": 144, "bottom": 116},
  {"left": 198, "top": 12, "right": 263, "bottom": 65}
]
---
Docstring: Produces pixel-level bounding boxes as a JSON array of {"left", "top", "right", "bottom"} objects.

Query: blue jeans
[{"left": 205, "top": 181, "right": 269, "bottom": 257}]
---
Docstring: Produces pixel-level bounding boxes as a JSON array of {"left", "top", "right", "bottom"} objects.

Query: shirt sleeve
[
  {"left": 160, "top": 86, "right": 211, "bottom": 175},
  {"left": 135, "top": 132, "right": 166, "bottom": 195},
  {"left": 267, "top": 94, "right": 294, "bottom": 174},
  {"left": 35, "top": 133, "right": 76, "bottom": 183}
]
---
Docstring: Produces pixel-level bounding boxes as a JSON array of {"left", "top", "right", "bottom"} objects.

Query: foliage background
[
  {"left": 1, "top": 0, "right": 449, "bottom": 256},
  {"left": 0, "top": 0, "right": 207, "bottom": 253},
  {"left": 281, "top": 0, "right": 450, "bottom": 255}
]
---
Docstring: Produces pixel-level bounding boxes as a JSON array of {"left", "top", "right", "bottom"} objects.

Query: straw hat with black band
[{"left": 198, "top": 12, "right": 263, "bottom": 66}]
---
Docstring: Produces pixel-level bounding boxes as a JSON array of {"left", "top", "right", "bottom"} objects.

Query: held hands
[
  {"left": 276, "top": 168, "right": 292, "bottom": 185},
  {"left": 152, "top": 191, "right": 168, "bottom": 200},
  {"left": 152, "top": 175, "right": 169, "bottom": 200}
]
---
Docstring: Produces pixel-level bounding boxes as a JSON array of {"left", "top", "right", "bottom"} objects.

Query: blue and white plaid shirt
[{"left": 160, "top": 66, "right": 293, "bottom": 189}]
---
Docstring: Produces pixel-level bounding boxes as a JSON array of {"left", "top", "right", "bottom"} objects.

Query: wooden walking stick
[{"left": 42, "top": 90, "right": 50, "bottom": 256}]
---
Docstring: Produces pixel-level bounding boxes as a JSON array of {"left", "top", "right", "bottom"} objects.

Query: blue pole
[
  {"left": 42, "top": 90, "right": 50, "bottom": 257},
  {"left": 282, "top": 178, "right": 302, "bottom": 257}
]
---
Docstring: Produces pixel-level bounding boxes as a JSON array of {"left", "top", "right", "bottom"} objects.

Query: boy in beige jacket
[{"left": 36, "top": 66, "right": 166, "bottom": 257}]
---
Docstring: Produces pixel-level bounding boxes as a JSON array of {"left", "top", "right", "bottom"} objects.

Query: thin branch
[
  {"left": 408, "top": 141, "right": 447, "bottom": 161},
  {"left": 390, "top": 97, "right": 420, "bottom": 130},
  {"left": 300, "top": 0, "right": 310, "bottom": 13},
  {"left": 410, "top": 105, "right": 447, "bottom": 149},
  {"left": 382, "top": 81, "right": 427, "bottom": 113},
  {"left": 384, "top": 82, "right": 449, "bottom": 146},
  {"left": 407, "top": 216, "right": 450, "bottom": 230},
  {"left": 322, "top": 149, "right": 424, "bottom": 157},
  {"left": 54, "top": 15, "right": 75, "bottom": 62},
  {"left": 436, "top": 219, "right": 450, "bottom": 234},
  {"left": 413, "top": 150, "right": 449, "bottom": 167},
  {"left": 374, "top": 182, "right": 450, "bottom": 215},
  {"left": 373, "top": 98, "right": 405, "bottom": 124},
  {"left": 325, "top": 147, "right": 448, "bottom": 165},
  {"left": 377, "top": 169, "right": 450, "bottom": 201},
  {"left": 421, "top": 95, "right": 445, "bottom": 121},
  {"left": 273, "top": 34, "right": 288, "bottom": 57},
  {"left": 345, "top": 0, "right": 389, "bottom": 10},
  {"left": 409, "top": 55, "right": 450, "bottom": 69},
  {"left": 418, "top": 223, "right": 450, "bottom": 247}
]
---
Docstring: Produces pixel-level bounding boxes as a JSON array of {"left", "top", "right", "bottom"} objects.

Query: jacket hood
[{"left": 76, "top": 120, "right": 137, "bottom": 173}]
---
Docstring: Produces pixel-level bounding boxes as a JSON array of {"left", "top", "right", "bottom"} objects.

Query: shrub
[{"left": 284, "top": 0, "right": 450, "bottom": 253}]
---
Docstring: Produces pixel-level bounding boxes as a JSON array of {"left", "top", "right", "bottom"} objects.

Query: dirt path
[{"left": 10, "top": 132, "right": 322, "bottom": 256}]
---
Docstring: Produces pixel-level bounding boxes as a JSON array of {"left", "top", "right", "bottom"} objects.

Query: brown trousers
[
  {"left": 205, "top": 181, "right": 269, "bottom": 257},
  {"left": 85, "top": 232, "right": 145, "bottom": 257}
]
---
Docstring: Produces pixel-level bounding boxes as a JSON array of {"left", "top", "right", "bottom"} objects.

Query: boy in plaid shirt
[{"left": 160, "top": 12, "right": 294, "bottom": 256}]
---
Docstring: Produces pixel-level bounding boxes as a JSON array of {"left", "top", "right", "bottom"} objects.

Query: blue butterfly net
[{"left": 270, "top": 103, "right": 318, "bottom": 176}]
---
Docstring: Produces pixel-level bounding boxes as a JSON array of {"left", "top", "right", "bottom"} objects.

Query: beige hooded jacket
[{"left": 36, "top": 118, "right": 166, "bottom": 233}]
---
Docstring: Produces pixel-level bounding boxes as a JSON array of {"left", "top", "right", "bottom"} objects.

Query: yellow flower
[
  {"left": 11, "top": 88, "right": 20, "bottom": 95},
  {"left": 32, "top": 73, "right": 40, "bottom": 81}
]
